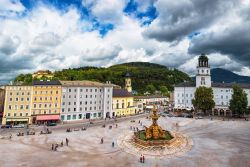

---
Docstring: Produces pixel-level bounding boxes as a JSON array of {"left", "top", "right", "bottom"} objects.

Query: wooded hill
[{"left": 14, "top": 62, "right": 191, "bottom": 94}]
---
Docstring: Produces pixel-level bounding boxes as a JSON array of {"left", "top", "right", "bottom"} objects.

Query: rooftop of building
[
  {"left": 199, "top": 53, "right": 208, "bottom": 60},
  {"left": 32, "top": 80, "right": 61, "bottom": 86},
  {"left": 113, "top": 88, "right": 133, "bottom": 97},
  {"left": 59, "top": 80, "right": 113, "bottom": 87},
  {"left": 134, "top": 95, "right": 168, "bottom": 99},
  {"left": 175, "top": 81, "right": 250, "bottom": 89}
]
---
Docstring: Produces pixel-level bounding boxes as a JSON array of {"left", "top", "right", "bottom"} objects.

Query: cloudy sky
[{"left": 0, "top": 0, "right": 250, "bottom": 83}]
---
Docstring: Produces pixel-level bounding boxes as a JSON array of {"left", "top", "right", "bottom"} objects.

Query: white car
[
  {"left": 195, "top": 116, "right": 203, "bottom": 119},
  {"left": 12, "top": 124, "right": 25, "bottom": 128}
]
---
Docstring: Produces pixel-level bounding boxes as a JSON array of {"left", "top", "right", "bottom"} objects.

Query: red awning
[{"left": 36, "top": 115, "right": 59, "bottom": 121}]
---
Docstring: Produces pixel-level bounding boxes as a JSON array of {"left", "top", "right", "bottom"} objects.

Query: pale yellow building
[
  {"left": 0, "top": 87, "right": 5, "bottom": 121},
  {"left": 112, "top": 72, "right": 135, "bottom": 117},
  {"left": 31, "top": 80, "right": 61, "bottom": 124},
  {"left": 2, "top": 86, "right": 33, "bottom": 125},
  {"left": 112, "top": 89, "right": 135, "bottom": 117}
]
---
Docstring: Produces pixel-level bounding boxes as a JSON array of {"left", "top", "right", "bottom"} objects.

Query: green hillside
[{"left": 14, "top": 62, "right": 191, "bottom": 94}]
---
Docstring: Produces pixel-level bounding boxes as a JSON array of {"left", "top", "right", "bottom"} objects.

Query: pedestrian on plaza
[
  {"left": 51, "top": 144, "right": 54, "bottom": 151},
  {"left": 101, "top": 137, "right": 104, "bottom": 144},
  {"left": 55, "top": 144, "right": 58, "bottom": 151},
  {"left": 140, "top": 155, "right": 142, "bottom": 163},
  {"left": 112, "top": 141, "right": 114, "bottom": 147},
  {"left": 142, "top": 155, "right": 145, "bottom": 163},
  {"left": 116, "top": 124, "right": 118, "bottom": 128},
  {"left": 61, "top": 141, "right": 63, "bottom": 147},
  {"left": 66, "top": 138, "right": 69, "bottom": 146}
]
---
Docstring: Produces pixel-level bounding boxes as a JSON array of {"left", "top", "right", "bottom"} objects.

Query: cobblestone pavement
[{"left": 0, "top": 117, "right": 250, "bottom": 167}]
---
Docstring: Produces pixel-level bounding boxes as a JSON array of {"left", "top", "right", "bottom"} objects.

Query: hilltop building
[
  {"left": 174, "top": 54, "right": 250, "bottom": 116},
  {"left": 60, "top": 80, "right": 113, "bottom": 121},
  {"left": 112, "top": 72, "right": 135, "bottom": 117},
  {"left": 32, "top": 70, "right": 54, "bottom": 79}
]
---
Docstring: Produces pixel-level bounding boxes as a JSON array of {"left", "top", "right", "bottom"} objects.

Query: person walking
[
  {"left": 101, "top": 137, "right": 103, "bottom": 144},
  {"left": 66, "top": 138, "right": 69, "bottom": 146},
  {"left": 112, "top": 141, "right": 114, "bottom": 147},
  {"left": 61, "top": 141, "right": 63, "bottom": 147},
  {"left": 142, "top": 155, "right": 145, "bottom": 163},
  {"left": 51, "top": 144, "right": 54, "bottom": 151},
  {"left": 140, "top": 155, "right": 142, "bottom": 163}
]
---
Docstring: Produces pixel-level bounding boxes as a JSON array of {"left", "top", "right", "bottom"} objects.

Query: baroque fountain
[{"left": 117, "top": 106, "right": 193, "bottom": 158}]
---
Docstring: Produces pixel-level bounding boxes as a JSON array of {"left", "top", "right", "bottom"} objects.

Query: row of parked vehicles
[{"left": 1, "top": 124, "right": 26, "bottom": 129}]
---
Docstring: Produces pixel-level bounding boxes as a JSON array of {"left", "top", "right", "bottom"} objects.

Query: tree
[
  {"left": 146, "top": 84, "right": 156, "bottom": 94},
  {"left": 192, "top": 87, "right": 215, "bottom": 114},
  {"left": 229, "top": 85, "right": 248, "bottom": 116},
  {"left": 160, "top": 86, "right": 170, "bottom": 97}
]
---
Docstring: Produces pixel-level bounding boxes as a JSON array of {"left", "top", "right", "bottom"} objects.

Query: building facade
[
  {"left": 31, "top": 80, "right": 62, "bottom": 124},
  {"left": 2, "top": 86, "right": 33, "bottom": 125},
  {"left": 174, "top": 54, "right": 250, "bottom": 115},
  {"left": 112, "top": 89, "right": 135, "bottom": 117},
  {"left": 0, "top": 87, "right": 5, "bottom": 120},
  {"left": 60, "top": 81, "right": 113, "bottom": 121}
]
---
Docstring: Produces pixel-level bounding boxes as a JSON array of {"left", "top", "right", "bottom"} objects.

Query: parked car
[
  {"left": 47, "top": 122, "right": 57, "bottom": 126},
  {"left": 167, "top": 114, "right": 174, "bottom": 117},
  {"left": 12, "top": 124, "right": 25, "bottom": 128},
  {"left": 1, "top": 125, "right": 12, "bottom": 128},
  {"left": 195, "top": 116, "right": 203, "bottom": 119}
]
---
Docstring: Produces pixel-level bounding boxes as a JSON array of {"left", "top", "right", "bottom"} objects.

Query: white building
[
  {"left": 174, "top": 54, "right": 250, "bottom": 116},
  {"left": 60, "top": 81, "right": 113, "bottom": 121}
]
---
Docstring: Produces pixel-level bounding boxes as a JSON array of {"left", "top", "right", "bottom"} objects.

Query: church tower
[
  {"left": 125, "top": 72, "right": 132, "bottom": 93},
  {"left": 196, "top": 53, "right": 211, "bottom": 87}
]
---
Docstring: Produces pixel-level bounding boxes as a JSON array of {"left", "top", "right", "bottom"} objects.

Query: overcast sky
[{"left": 0, "top": 0, "right": 250, "bottom": 83}]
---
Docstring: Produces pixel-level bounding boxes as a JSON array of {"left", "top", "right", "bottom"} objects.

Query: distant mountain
[
  {"left": 14, "top": 62, "right": 191, "bottom": 94},
  {"left": 211, "top": 68, "right": 250, "bottom": 83}
]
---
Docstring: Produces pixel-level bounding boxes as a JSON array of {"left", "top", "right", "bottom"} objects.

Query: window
[
  {"left": 14, "top": 113, "right": 16, "bottom": 116},
  {"left": 61, "top": 115, "right": 65, "bottom": 120},
  {"left": 74, "top": 102, "right": 76, "bottom": 105},
  {"left": 56, "top": 91, "right": 58, "bottom": 94},
  {"left": 22, "top": 92, "right": 24, "bottom": 95},
  {"left": 45, "top": 97, "right": 47, "bottom": 101},
  {"left": 62, "top": 108, "right": 65, "bottom": 112},
  {"left": 80, "top": 89, "right": 83, "bottom": 92},
  {"left": 85, "top": 101, "right": 87, "bottom": 105},
  {"left": 16, "top": 98, "right": 18, "bottom": 101},
  {"left": 8, "top": 113, "right": 11, "bottom": 116},
  {"left": 86, "top": 95, "right": 88, "bottom": 98},
  {"left": 90, "top": 107, "right": 92, "bottom": 110},
  {"left": 79, "top": 114, "right": 82, "bottom": 119},
  {"left": 90, "top": 89, "right": 92, "bottom": 92},
  {"left": 9, "top": 98, "right": 12, "bottom": 101},
  {"left": 63, "top": 95, "right": 66, "bottom": 98},
  {"left": 26, "top": 113, "right": 28, "bottom": 116},
  {"left": 68, "top": 108, "right": 70, "bottom": 112},
  {"left": 8, "top": 105, "right": 11, "bottom": 109},
  {"left": 67, "top": 115, "right": 71, "bottom": 120},
  {"left": 86, "top": 89, "right": 88, "bottom": 92},
  {"left": 69, "top": 95, "right": 71, "bottom": 98},
  {"left": 26, "top": 105, "right": 29, "bottom": 109},
  {"left": 39, "top": 104, "right": 42, "bottom": 108},
  {"left": 34, "top": 104, "right": 36, "bottom": 108},
  {"left": 74, "top": 89, "right": 77, "bottom": 92},
  {"left": 27, "top": 98, "right": 30, "bottom": 101},
  {"left": 74, "top": 108, "right": 76, "bottom": 111},
  {"left": 63, "top": 102, "right": 65, "bottom": 105},
  {"left": 73, "top": 115, "right": 76, "bottom": 120},
  {"left": 80, "top": 107, "right": 82, "bottom": 111},
  {"left": 80, "top": 101, "right": 82, "bottom": 105},
  {"left": 10, "top": 92, "right": 12, "bottom": 96},
  {"left": 68, "top": 102, "right": 71, "bottom": 105}
]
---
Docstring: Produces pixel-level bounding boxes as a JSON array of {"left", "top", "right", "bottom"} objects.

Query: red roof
[{"left": 36, "top": 115, "right": 59, "bottom": 121}]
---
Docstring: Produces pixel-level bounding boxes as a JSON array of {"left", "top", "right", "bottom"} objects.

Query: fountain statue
[{"left": 145, "top": 106, "right": 165, "bottom": 139}]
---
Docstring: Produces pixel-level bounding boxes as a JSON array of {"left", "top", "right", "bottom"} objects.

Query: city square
[{"left": 1, "top": 115, "right": 250, "bottom": 167}]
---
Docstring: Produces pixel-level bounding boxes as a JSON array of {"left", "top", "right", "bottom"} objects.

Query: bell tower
[
  {"left": 196, "top": 53, "right": 211, "bottom": 87},
  {"left": 125, "top": 72, "right": 132, "bottom": 92}
]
